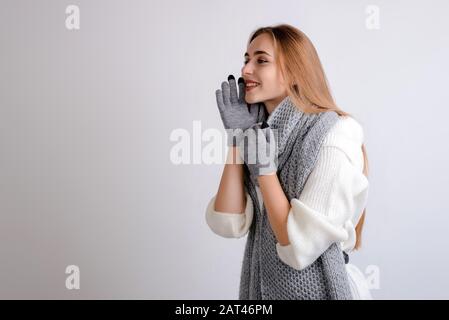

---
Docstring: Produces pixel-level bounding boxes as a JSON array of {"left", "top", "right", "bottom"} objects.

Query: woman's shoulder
[
  {"left": 321, "top": 115, "right": 365, "bottom": 170},
  {"left": 323, "top": 115, "right": 365, "bottom": 145}
]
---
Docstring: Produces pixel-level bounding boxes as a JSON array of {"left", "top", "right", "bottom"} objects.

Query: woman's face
[{"left": 241, "top": 33, "right": 288, "bottom": 112}]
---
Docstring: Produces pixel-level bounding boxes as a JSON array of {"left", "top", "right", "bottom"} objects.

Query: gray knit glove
[
  {"left": 215, "top": 75, "right": 264, "bottom": 146},
  {"left": 237, "top": 121, "right": 278, "bottom": 186}
]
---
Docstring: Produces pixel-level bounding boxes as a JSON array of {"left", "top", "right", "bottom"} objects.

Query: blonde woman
[{"left": 206, "top": 24, "right": 371, "bottom": 300}]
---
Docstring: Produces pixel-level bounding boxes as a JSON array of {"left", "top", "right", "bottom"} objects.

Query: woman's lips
[{"left": 245, "top": 83, "right": 260, "bottom": 92}]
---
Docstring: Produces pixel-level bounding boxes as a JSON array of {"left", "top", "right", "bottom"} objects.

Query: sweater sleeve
[
  {"left": 205, "top": 192, "right": 254, "bottom": 238},
  {"left": 276, "top": 116, "right": 369, "bottom": 271}
]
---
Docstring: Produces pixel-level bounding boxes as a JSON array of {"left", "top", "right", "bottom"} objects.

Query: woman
[{"left": 205, "top": 24, "right": 371, "bottom": 300}]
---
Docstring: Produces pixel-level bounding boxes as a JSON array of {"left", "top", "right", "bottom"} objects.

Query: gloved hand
[
  {"left": 215, "top": 75, "right": 265, "bottom": 146},
  {"left": 237, "top": 121, "right": 278, "bottom": 186}
]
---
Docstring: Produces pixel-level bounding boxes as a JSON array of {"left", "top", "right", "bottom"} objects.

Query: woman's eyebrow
[{"left": 244, "top": 50, "right": 272, "bottom": 57}]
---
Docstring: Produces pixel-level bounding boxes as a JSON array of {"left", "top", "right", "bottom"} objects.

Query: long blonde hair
[{"left": 248, "top": 24, "right": 369, "bottom": 250}]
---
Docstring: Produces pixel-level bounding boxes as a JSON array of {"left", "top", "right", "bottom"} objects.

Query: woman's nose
[{"left": 241, "top": 62, "right": 253, "bottom": 75}]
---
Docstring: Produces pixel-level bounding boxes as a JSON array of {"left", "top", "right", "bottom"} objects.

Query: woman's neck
[{"left": 264, "top": 94, "right": 288, "bottom": 114}]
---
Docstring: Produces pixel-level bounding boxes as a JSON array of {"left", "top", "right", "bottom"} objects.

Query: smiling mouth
[{"left": 246, "top": 83, "right": 260, "bottom": 91}]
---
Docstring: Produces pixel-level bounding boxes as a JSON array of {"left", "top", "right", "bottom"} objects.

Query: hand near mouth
[
  {"left": 215, "top": 75, "right": 263, "bottom": 130},
  {"left": 215, "top": 74, "right": 265, "bottom": 146}
]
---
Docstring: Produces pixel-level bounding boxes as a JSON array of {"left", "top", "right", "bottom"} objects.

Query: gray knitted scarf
[{"left": 239, "top": 96, "right": 352, "bottom": 300}]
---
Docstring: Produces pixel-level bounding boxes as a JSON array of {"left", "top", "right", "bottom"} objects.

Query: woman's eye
[{"left": 243, "top": 59, "right": 267, "bottom": 65}]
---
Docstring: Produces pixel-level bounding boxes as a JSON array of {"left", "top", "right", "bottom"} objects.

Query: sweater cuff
[
  {"left": 276, "top": 198, "right": 350, "bottom": 270},
  {"left": 205, "top": 193, "right": 254, "bottom": 238}
]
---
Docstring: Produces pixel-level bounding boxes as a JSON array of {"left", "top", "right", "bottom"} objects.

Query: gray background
[{"left": 0, "top": 0, "right": 448, "bottom": 299}]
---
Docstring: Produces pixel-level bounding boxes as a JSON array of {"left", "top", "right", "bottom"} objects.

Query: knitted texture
[{"left": 239, "top": 96, "right": 352, "bottom": 300}]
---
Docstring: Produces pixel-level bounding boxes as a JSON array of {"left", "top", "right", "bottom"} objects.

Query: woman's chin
[{"left": 245, "top": 96, "right": 259, "bottom": 104}]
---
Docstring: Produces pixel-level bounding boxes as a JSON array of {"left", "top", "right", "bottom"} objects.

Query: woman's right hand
[{"left": 215, "top": 75, "right": 264, "bottom": 136}]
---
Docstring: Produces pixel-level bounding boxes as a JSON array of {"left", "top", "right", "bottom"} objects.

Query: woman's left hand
[{"left": 237, "top": 121, "right": 278, "bottom": 181}]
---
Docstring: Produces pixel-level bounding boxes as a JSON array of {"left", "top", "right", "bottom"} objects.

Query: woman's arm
[
  {"left": 258, "top": 174, "right": 291, "bottom": 245},
  {"left": 214, "top": 146, "right": 247, "bottom": 214}
]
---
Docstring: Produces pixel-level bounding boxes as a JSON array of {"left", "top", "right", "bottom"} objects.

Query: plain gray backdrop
[{"left": 1, "top": 0, "right": 448, "bottom": 299}]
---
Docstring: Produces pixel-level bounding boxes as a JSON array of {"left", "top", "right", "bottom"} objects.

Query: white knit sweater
[{"left": 205, "top": 116, "right": 372, "bottom": 299}]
